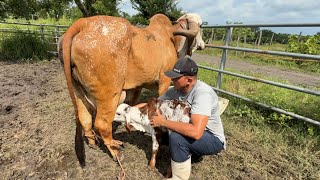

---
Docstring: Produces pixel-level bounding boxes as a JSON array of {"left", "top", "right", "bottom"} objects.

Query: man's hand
[{"left": 150, "top": 109, "right": 164, "bottom": 127}]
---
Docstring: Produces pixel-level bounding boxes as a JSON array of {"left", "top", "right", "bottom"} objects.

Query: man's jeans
[{"left": 169, "top": 131, "right": 224, "bottom": 162}]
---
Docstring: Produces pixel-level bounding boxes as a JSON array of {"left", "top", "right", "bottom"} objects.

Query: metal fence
[
  {"left": 0, "top": 22, "right": 69, "bottom": 55},
  {"left": 200, "top": 23, "right": 320, "bottom": 126}
]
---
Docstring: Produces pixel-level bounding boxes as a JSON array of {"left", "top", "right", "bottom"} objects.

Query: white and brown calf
[{"left": 114, "top": 98, "right": 191, "bottom": 168}]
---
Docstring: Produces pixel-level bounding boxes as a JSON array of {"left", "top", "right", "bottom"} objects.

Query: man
[{"left": 150, "top": 56, "right": 226, "bottom": 180}]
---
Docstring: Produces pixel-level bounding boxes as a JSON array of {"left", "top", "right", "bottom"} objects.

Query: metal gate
[{"left": 200, "top": 23, "right": 320, "bottom": 126}]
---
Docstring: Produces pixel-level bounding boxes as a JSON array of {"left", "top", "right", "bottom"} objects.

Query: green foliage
[
  {"left": 129, "top": 14, "right": 149, "bottom": 25},
  {"left": 0, "top": 0, "right": 6, "bottom": 20},
  {"left": 3, "top": 0, "right": 39, "bottom": 20},
  {"left": 65, "top": 7, "right": 83, "bottom": 21},
  {"left": 129, "top": 0, "right": 183, "bottom": 25},
  {"left": 0, "top": 31, "right": 51, "bottom": 61},
  {"left": 74, "top": 0, "right": 121, "bottom": 17},
  {"left": 92, "top": 0, "right": 121, "bottom": 16},
  {"left": 1, "top": 0, "right": 73, "bottom": 20},
  {"left": 38, "top": 0, "right": 71, "bottom": 20},
  {"left": 287, "top": 33, "right": 320, "bottom": 55}
]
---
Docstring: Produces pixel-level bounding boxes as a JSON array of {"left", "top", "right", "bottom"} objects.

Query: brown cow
[{"left": 58, "top": 13, "right": 205, "bottom": 167}]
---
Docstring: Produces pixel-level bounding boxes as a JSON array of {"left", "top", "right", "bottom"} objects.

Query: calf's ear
[
  {"left": 124, "top": 114, "right": 132, "bottom": 133},
  {"left": 147, "top": 98, "right": 158, "bottom": 119}
]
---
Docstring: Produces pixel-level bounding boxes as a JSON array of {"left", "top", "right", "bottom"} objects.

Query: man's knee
[
  {"left": 168, "top": 132, "right": 183, "bottom": 146},
  {"left": 169, "top": 132, "right": 190, "bottom": 162}
]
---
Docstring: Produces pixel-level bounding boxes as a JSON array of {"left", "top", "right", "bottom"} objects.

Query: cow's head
[{"left": 173, "top": 13, "right": 205, "bottom": 58}]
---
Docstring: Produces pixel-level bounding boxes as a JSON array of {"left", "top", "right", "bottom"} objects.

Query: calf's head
[{"left": 114, "top": 103, "right": 134, "bottom": 132}]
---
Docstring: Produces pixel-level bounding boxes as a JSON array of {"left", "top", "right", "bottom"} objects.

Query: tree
[
  {"left": 287, "top": 33, "right": 320, "bottom": 55},
  {"left": 38, "top": 0, "right": 71, "bottom": 20},
  {"left": 74, "top": 0, "right": 121, "bottom": 17},
  {"left": 129, "top": 0, "right": 183, "bottom": 25},
  {"left": 0, "top": 0, "right": 6, "bottom": 20},
  {"left": 64, "top": 6, "right": 83, "bottom": 21},
  {"left": 1, "top": 0, "right": 39, "bottom": 20}
]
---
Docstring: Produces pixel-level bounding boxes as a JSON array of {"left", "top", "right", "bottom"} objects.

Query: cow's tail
[{"left": 62, "top": 18, "right": 86, "bottom": 167}]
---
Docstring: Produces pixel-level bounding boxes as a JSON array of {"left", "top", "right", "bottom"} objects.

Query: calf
[{"left": 114, "top": 98, "right": 191, "bottom": 168}]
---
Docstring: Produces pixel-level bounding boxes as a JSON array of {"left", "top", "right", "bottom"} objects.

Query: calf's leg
[{"left": 149, "top": 132, "right": 160, "bottom": 168}]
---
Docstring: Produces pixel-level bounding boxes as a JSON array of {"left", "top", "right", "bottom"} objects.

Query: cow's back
[
  {"left": 70, "top": 16, "right": 133, "bottom": 95},
  {"left": 124, "top": 14, "right": 178, "bottom": 90}
]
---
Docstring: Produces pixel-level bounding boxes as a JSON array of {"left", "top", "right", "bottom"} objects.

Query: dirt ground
[{"left": 0, "top": 54, "right": 319, "bottom": 180}]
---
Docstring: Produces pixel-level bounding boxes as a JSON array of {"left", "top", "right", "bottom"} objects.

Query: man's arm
[{"left": 150, "top": 112, "right": 208, "bottom": 140}]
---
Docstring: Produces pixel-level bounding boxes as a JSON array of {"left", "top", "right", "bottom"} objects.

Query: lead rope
[
  {"left": 90, "top": 130, "right": 126, "bottom": 180},
  {"left": 105, "top": 140, "right": 126, "bottom": 180},
  {"left": 115, "top": 152, "right": 126, "bottom": 180}
]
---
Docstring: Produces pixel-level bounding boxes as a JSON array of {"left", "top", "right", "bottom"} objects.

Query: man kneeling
[{"left": 150, "top": 56, "right": 226, "bottom": 180}]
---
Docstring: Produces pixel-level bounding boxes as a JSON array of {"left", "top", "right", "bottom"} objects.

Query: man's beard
[{"left": 175, "top": 83, "right": 190, "bottom": 94}]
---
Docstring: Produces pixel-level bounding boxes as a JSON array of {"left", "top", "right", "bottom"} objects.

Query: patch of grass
[
  {"left": 0, "top": 18, "right": 71, "bottom": 61},
  {"left": 220, "top": 112, "right": 320, "bottom": 179},
  {"left": 0, "top": 31, "right": 52, "bottom": 61}
]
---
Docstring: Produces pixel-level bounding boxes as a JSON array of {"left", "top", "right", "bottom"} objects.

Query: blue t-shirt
[{"left": 159, "top": 80, "right": 226, "bottom": 148}]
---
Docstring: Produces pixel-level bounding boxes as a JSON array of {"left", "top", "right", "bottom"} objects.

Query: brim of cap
[{"left": 164, "top": 70, "right": 183, "bottom": 78}]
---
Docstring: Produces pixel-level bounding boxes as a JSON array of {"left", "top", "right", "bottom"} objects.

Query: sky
[{"left": 118, "top": 0, "right": 320, "bottom": 35}]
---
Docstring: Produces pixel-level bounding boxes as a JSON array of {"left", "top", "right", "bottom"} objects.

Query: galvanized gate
[{"left": 200, "top": 23, "right": 320, "bottom": 126}]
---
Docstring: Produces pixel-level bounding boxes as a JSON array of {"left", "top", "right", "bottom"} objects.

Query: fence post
[
  {"left": 216, "top": 27, "right": 233, "bottom": 90},
  {"left": 55, "top": 27, "right": 60, "bottom": 44},
  {"left": 40, "top": 24, "right": 44, "bottom": 41}
]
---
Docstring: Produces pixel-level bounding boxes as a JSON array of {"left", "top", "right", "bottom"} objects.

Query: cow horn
[{"left": 173, "top": 22, "right": 200, "bottom": 38}]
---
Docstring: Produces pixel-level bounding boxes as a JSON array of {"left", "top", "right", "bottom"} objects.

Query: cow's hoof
[
  {"left": 88, "top": 143, "right": 98, "bottom": 150},
  {"left": 110, "top": 139, "right": 123, "bottom": 148}
]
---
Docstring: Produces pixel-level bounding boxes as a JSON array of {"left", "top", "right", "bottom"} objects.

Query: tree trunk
[{"left": 74, "top": 0, "right": 90, "bottom": 17}]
